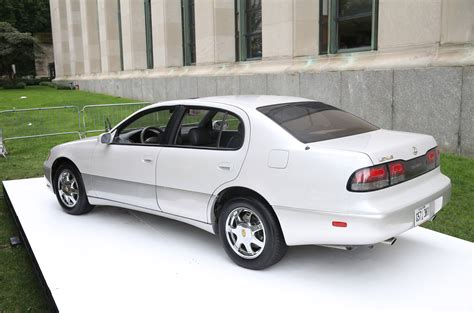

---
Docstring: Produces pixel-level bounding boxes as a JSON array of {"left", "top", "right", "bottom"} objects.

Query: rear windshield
[{"left": 257, "top": 102, "right": 378, "bottom": 143}]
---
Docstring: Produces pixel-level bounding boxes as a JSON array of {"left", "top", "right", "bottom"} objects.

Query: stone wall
[{"left": 72, "top": 65, "right": 474, "bottom": 156}]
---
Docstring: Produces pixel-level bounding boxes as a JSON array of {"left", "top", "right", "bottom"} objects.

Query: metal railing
[
  {"left": 81, "top": 102, "right": 149, "bottom": 136},
  {"left": 0, "top": 106, "right": 82, "bottom": 142},
  {"left": 0, "top": 102, "right": 151, "bottom": 155}
]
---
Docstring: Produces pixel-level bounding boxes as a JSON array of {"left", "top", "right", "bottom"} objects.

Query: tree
[
  {"left": 0, "top": 0, "right": 51, "bottom": 34},
  {"left": 0, "top": 22, "right": 41, "bottom": 83}
]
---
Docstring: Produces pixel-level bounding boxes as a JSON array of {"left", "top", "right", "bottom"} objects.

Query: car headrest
[{"left": 188, "top": 128, "right": 212, "bottom": 146}]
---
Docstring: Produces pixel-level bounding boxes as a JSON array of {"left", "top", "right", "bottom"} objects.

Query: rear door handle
[
  {"left": 142, "top": 156, "right": 154, "bottom": 163},
  {"left": 218, "top": 162, "right": 232, "bottom": 171}
]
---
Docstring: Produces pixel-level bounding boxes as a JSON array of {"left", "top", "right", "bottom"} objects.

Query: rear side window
[{"left": 257, "top": 102, "right": 378, "bottom": 143}]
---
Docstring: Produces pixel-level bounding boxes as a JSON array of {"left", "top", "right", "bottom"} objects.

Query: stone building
[{"left": 49, "top": 0, "right": 474, "bottom": 155}]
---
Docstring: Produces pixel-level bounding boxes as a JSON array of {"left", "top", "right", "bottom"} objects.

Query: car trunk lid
[{"left": 308, "top": 129, "right": 437, "bottom": 165}]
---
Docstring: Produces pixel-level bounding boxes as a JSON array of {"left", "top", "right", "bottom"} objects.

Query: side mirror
[{"left": 99, "top": 133, "right": 112, "bottom": 144}]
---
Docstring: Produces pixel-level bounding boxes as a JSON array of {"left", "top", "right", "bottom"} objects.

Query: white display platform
[{"left": 3, "top": 177, "right": 472, "bottom": 313}]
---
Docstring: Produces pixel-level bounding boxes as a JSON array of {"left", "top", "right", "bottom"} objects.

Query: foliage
[
  {"left": 0, "top": 22, "right": 41, "bottom": 81},
  {"left": 0, "top": 0, "right": 51, "bottom": 34},
  {"left": 2, "top": 81, "right": 25, "bottom": 89},
  {"left": 39, "top": 81, "right": 54, "bottom": 88}
]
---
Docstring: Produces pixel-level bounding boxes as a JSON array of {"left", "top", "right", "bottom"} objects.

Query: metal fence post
[{"left": 0, "top": 128, "right": 7, "bottom": 158}]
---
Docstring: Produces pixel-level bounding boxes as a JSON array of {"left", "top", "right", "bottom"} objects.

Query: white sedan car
[{"left": 44, "top": 96, "right": 451, "bottom": 269}]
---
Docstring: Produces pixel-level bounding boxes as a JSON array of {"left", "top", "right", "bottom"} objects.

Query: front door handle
[{"left": 218, "top": 162, "right": 232, "bottom": 171}]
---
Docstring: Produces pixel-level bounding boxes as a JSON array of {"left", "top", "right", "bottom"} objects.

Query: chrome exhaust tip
[
  {"left": 430, "top": 214, "right": 438, "bottom": 222},
  {"left": 381, "top": 237, "right": 397, "bottom": 245}
]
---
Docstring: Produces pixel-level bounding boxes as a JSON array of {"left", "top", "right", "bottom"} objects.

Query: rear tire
[
  {"left": 218, "top": 197, "right": 287, "bottom": 270},
  {"left": 54, "top": 163, "right": 94, "bottom": 215}
]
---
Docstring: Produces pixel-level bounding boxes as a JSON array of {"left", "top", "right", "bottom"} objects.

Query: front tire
[
  {"left": 54, "top": 163, "right": 94, "bottom": 215},
  {"left": 218, "top": 197, "right": 287, "bottom": 270}
]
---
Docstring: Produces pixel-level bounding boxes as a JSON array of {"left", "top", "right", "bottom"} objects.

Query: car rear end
[{"left": 257, "top": 101, "right": 451, "bottom": 246}]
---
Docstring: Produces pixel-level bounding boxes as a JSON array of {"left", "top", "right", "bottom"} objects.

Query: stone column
[
  {"left": 49, "top": 0, "right": 71, "bottom": 77},
  {"left": 195, "top": 0, "right": 235, "bottom": 64},
  {"left": 65, "top": 0, "right": 85, "bottom": 75},
  {"left": 262, "top": 0, "right": 318, "bottom": 59},
  {"left": 80, "top": 0, "right": 101, "bottom": 74},
  {"left": 120, "top": 0, "right": 147, "bottom": 70},
  {"left": 151, "top": 0, "right": 183, "bottom": 68},
  {"left": 97, "top": 0, "right": 122, "bottom": 73}
]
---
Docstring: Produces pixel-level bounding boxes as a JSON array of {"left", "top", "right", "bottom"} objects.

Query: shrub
[
  {"left": 3, "top": 81, "right": 26, "bottom": 89},
  {"left": 55, "top": 83, "right": 74, "bottom": 90},
  {"left": 39, "top": 81, "right": 54, "bottom": 87}
]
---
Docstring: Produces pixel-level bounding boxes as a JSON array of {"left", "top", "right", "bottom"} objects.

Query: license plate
[{"left": 414, "top": 204, "right": 431, "bottom": 226}]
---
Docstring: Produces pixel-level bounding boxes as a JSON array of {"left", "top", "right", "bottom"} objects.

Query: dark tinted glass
[
  {"left": 258, "top": 102, "right": 378, "bottom": 143},
  {"left": 338, "top": 15, "right": 372, "bottom": 49},
  {"left": 338, "top": 0, "right": 372, "bottom": 17}
]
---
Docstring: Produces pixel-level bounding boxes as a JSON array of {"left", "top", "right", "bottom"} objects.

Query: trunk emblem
[
  {"left": 412, "top": 146, "right": 418, "bottom": 155},
  {"left": 379, "top": 155, "right": 394, "bottom": 162}
]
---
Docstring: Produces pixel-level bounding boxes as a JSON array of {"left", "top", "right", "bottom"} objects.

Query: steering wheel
[{"left": 140, "top": 126, "right": 164, "bottom": 143}]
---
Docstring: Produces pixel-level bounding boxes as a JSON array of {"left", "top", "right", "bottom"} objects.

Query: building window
[
  {"left": 117, "top": 0, "right": 124, "bottom": 70},
  {"left": 181, "top": 0, "right": 196, "bottom": 66},
  {"left": 144, "top": 0, "right": 154, "bottom": 69},
  {"left": 320, "top": 0, "right": 378, "bottom": 54},
  {"left": 235, "top": 0, "right": 262, "bottom": 61}
]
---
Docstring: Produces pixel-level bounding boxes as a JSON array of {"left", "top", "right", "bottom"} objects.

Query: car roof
[{"left": 153, "top": 95, "right": 313, "bottom": 112}]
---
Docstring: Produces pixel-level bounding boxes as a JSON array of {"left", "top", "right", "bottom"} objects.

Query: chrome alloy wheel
[
  {"left": 57, "top": 169, "right": 79, "bottom": 208},
  {"left": 225, "top": 207, "right": 266, "bottom": 259}
]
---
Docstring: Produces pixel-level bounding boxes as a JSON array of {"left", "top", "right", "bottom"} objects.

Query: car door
[
  {"left": 88, "top": 105, "right": 179, "bottom": 211},
  {"left": 155, "top": 104, "right": 250, "bottom": 222}
]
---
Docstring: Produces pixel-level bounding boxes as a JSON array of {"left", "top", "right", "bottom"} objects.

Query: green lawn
[{"left": 0, "top": 86, "right": 473, "bottom": 311}]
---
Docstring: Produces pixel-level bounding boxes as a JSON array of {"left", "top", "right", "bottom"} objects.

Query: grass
[
  {"left": 0, "top": 86, "right": 137, "bottom": 312},
  {"left": 0, "top": 86, "right": 473, "bottom": 311}
]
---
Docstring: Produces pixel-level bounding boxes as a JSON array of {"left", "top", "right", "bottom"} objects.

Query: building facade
[{"left": 49, "top": 0, "right": 474, "bottom": 155}]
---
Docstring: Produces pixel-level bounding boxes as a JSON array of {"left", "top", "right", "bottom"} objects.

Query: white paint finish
[
  {"left": 156, "top": 103, "right": 250, "bottom": 222},
  {"left": 45, "top": 96, "right": 452, "bottom": 248},
  {"left": 89, "top": 142, "right": 161, "bottom": 210},
  {"left": 3, "top": 177, "right": 472, "bottom": 313},
  {"left": 267, "top": 149, "right": 289, "bottom": 169},
  {"left": 311, "top": 129, "right": 437, "bottom": 164}
]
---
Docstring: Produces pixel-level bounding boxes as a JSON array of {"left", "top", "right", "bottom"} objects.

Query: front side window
[
  {"left": 258, "top": 102, "right": 378, "bottom": 143},
  {"left": 320, "top": 0, "right": 378, "bottom": 54},
  {"left": 114, "top": 107, "right": 176, "bottom": 145},
  {"left": 235, "top": 0, "right": 262, "bottom": 61},
  {"left": 181, "top": 0, "right": 196, "bottom": 66},
  {"left": 174, "top": 107, "right": 244, "bottom": 149}
]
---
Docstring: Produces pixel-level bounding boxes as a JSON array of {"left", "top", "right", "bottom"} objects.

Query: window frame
[
  {"left": 235, "top": 0, "right": 262, "bottom": 62},
  {"left": 117, "top": 0, "right": 124, "bottom": 71},
  {"left": 171, "top": 105, "right": 245, "bottom": 151},
  {"left": 181, "top": 0, "right": 196, "bottom": 66},
  {"left": 319, "top": 0, "right": 378, "bottom": 55},
  {"left": 144, "top": 0, "right": 154, "bottom": 69}
]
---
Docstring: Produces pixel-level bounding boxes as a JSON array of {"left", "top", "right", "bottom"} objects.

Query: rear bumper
[{"left": 275, "top": 169, "right": 451, "bottom": 246}]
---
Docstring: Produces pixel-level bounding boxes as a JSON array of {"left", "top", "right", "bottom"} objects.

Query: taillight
[
  {"left": 426, "top": 147, "right": 440, "bottom": 170},
  {"left": 350, "top": 165, "right": 389, "bottom": 191},
  {"left": 389, "top": 161, "right": 405, "bottom": 184},
  {"left": 348, "top": 146, "right": 440, "bottom": 192}
]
